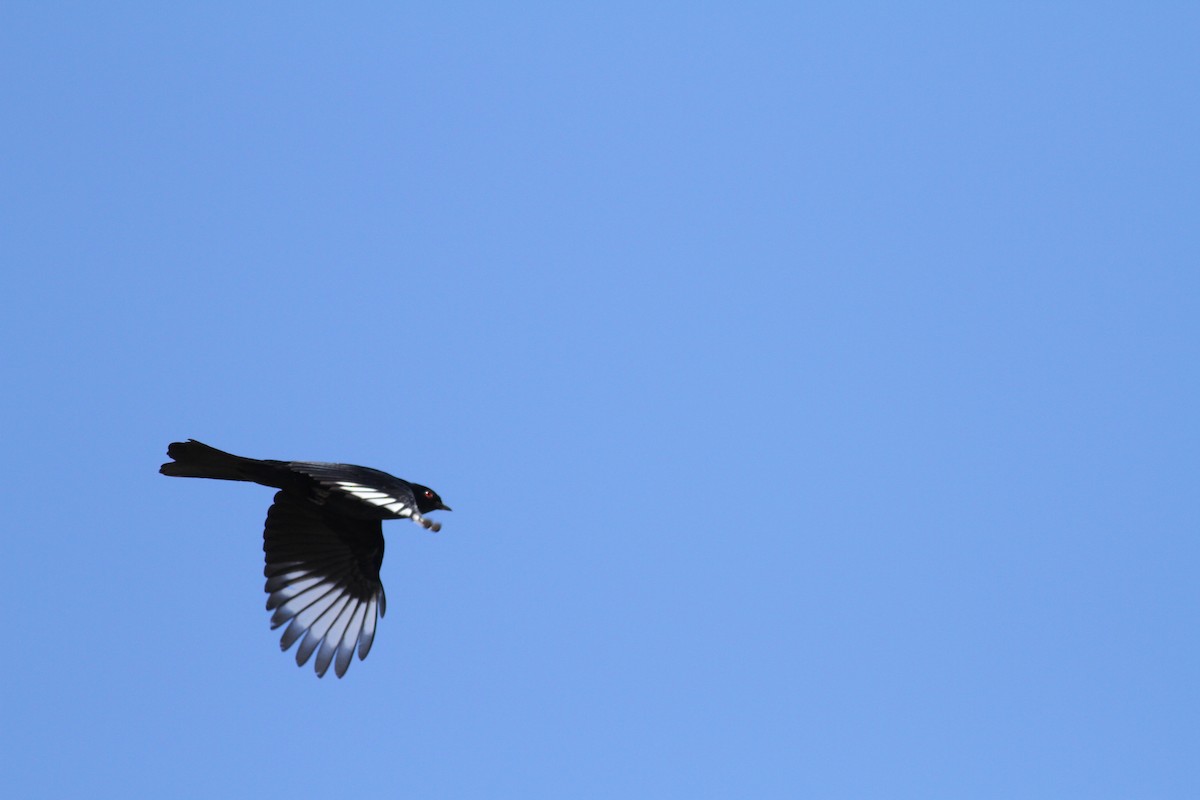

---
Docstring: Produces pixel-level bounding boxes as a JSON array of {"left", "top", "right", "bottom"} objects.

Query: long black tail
[{"left": 160, "top": 439, "right": 270, "bottom": 482}]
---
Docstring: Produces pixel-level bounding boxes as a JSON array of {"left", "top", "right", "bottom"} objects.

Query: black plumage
[{"left": 160, "top": 439, "right": 450, "bottom": 678}]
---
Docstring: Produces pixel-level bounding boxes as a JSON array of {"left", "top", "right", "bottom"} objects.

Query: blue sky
[{"left": 2, "top": 4, "right": 1197, "bottom": 797}]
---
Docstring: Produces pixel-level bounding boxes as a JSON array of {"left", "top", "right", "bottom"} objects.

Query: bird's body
[{"left": 160, "top": 439, "right": 449, "bottom": 678}]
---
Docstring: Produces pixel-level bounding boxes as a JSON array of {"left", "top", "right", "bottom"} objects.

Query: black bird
[{"left": 160, "top": 439, "right": 450, "bottom": 678}]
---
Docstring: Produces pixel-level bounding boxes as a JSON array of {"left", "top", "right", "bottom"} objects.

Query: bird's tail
[{"left": 160, "top": 439, "right": 265, "bottom": 482}]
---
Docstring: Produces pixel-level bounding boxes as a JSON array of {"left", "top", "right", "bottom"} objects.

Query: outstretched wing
[{"left": 262, "top": 491, "right": 387, "bottom": 678}]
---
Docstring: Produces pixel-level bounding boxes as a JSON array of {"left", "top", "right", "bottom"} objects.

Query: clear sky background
[{"left": 2, "top": 4, "right": 1196, "bottom": 798}]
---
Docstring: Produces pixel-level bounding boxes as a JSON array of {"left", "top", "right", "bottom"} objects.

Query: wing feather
[{"left": 262, "top": 491, "right": 386, "bottom": 678}]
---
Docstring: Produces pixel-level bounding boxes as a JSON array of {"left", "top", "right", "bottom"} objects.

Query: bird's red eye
[{"left": 424, "top": 490, "right": 434, "bottom": 499}]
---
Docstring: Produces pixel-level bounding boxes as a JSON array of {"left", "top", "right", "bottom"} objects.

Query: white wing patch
[{"left": 334, "top": 480, "right": 413, "bottom": 516}]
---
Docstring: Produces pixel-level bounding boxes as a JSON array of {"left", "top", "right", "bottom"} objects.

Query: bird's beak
[{"left": 441, "top": 504, "right": 453, "bottom": 512}]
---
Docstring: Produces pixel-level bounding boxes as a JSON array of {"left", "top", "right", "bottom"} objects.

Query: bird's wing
[
  {"left": 262, "top": 491, "right": 387, "bottom": 678},
  {"left": 287, "top": 462, "right": 422, "bottom": 518}
]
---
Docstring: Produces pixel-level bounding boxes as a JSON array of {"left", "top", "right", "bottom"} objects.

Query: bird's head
[{"left": 413, "top": 484, "right": 452, "bottom": 514}]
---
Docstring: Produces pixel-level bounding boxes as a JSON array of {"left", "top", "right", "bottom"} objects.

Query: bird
[{"left": 160, "top": 439, "right": 450, "bottom": 678}]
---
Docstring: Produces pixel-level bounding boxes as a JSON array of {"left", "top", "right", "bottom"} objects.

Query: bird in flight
[{"left": 160, "top": 439, "right": 450, "bottom": 678}]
